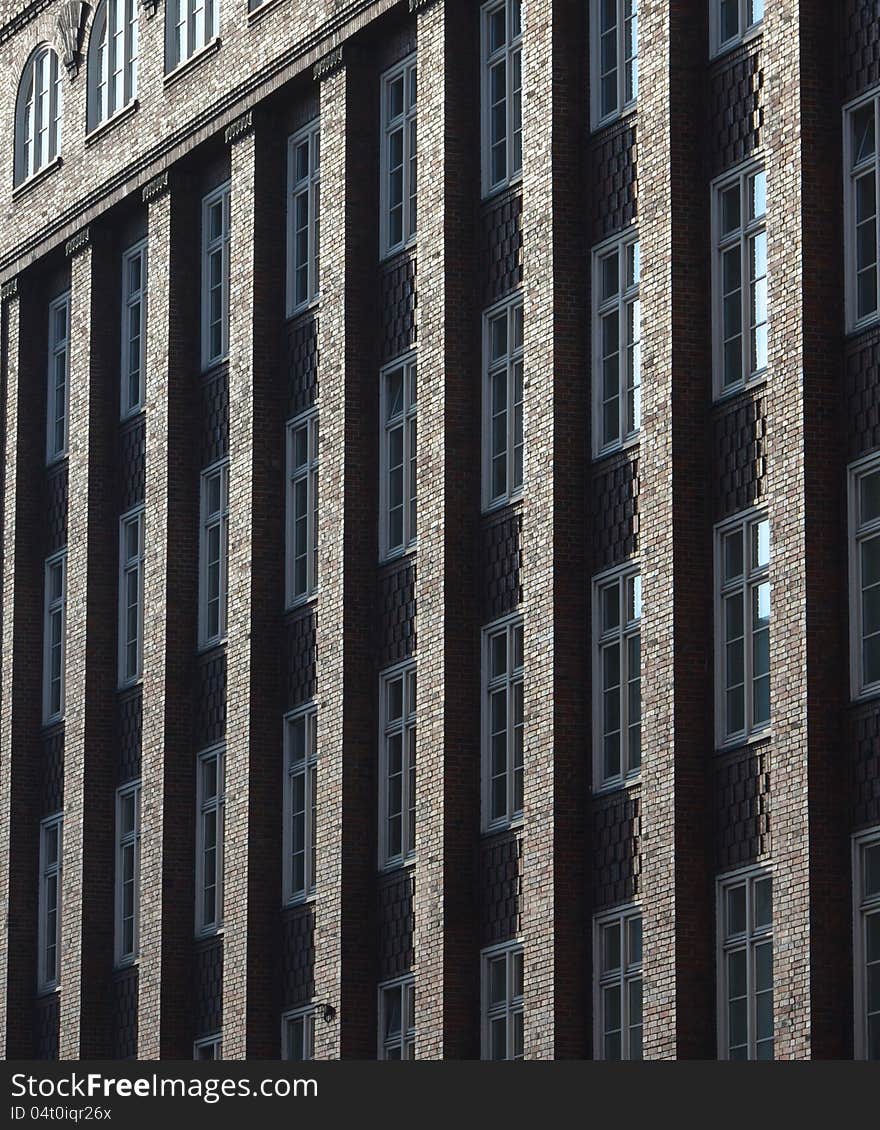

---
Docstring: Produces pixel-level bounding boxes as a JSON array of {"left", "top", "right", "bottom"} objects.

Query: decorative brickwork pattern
[
  {"left": 376, "top": 557, "right": 416, "bottom": 668},
  {"left": 590, "top": 119, "right": 638, "bottom": 244},
  {"left": 41, "top": 726, "right": 65, "bottom": 818},
  {"left": 116, "top": 688, "right": 142, "bottom": 785},
  {"left": 849, "top": 701, "right": 880, "bottom": 830},
  {"left": 119, "top": 416, "right": 146, "bottom": 513},
  {"left": 194, "top": 651, "right": 227, "bottom": 748},
  {"left": 280, "top": 906, "right": 316, "bottom": 1011},
  {"left": 844, "top": 0, "right": 880, "bottom": 101},
  {"left": 193, "top": 938, "right": 223, "bottom": 1037},
  {"left": 591, "top": 454, "right": 640, "bottom": 572},
  {"left": 112, "top": 967, "right": 139, "bottom": 1060},
  {"left": 712, "top": 391, "right": 768, "bottom": 521},
  {"left": 44, "top": 463, "right": 68, "bottom": 555},
  {"left": 285, "top": 313, "right": 319, "bottom": 420},
  {"left": 714, "top": 743, "right": 772, "bottom": 872},
  {"left": 199, "top": 367, "right": 230, "bottom": 468},
  {"left": 379, "top": 252, "right": 417, "bottom": 363},
  {"left": 846, "top": 326, "right": 880, "bottom": 461},
  {"left": 592, "top": 790, "right": 642, "bottom": 910},
  {"left": 284, "top": 608, "right": 317, "bottom": 710},
  {"left": 480, "top": 505, "right": 522, "bottom": 623},
  {"left": 34, "top": 993, "right": 60, "bottom": 1060},
  {"left": 480, "top": 189, "right": 523, "bottom": 307},
  {"left": 480, "top": 832, "right": 522, "bottom": 947},
  {"left": 707, "top": 44, "right": 764, "bottom": 178},
  {"left": 378, "top": 869, "right": 415, "bottom": 981}
]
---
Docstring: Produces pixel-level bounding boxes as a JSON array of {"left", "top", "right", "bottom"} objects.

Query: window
[
  {"left": 87, "top": 0, "right": 138, "bottom": 132},
  {"left": 593, "top": 565, "right": 641, "bottom": 790},
  {"left": 482, "top": 616, "right": 524, "bottom": 832},
  {"left": 201, "top": 183, "right": 230, "bottom": 371},
  {"left": 283, "top": 706, "right": 318, "bottom": 904},
  {"left": 853, "top": 828, "right": 880, "bottom": 1060},
  {"left": 590, "top": 0, "right": 638, "bottom": 129},
  {"left": 481, "top": 942, "right": 523, "bottom": 1059},
  {"left": 380, "top": 56, "right": 417, "bottom": 258},
  {"left": 199, "top": 461, "right": 229, "bottom": 649},
  {"left": 14, "top": 46, "right": 63, "bottom": 187},
  {"left": 483, "top": 297, "right": 524, "bottom": 510},
  {"left": 194, "top": 1034, "right": 221, "bottom": 1060},
  {"left": 712, "top": 163, "right": 767, "bottom": 398},
  {"left": 118, "top": 509, "right": 145, "bottom": 687},
  {"left": 120, "top": 241, "right": 147, "bottom": 418},
  {"left": 282, "top": 1006, "right": 315, "bottom": 1060},
  {"left": 845, "top": 93, "right": 880, "bottom": 332},
  {"left": 43, "top": 551, "right": 67, "bottom": 725},
  {"left": 286, "top": 121, "right": 320, "bottom": 316},
  {"left": 195, "top": 746, "right": 225, "bottom": 935},
  {"left": 380, "top": 356, "right": 417, "bottom": 560},
  {"left": 849, "top": 455, "right": 880, "bottom": 701},
  {"left": 167, "top": 0, "right": 218, "bottom": 72},
  {"left": 710, "top": 0, "right": 763, "bottom": 57},
  {"left": 38, "top": 814, "right": 63, "bottom": 994},
  {"left": 379, "top": 663, "right": 416, "bottom": 869},
  {"left": 717, "top": 869, "right": 773, "bottom": 1060},
  {"left": 114, "top": 781, "right": 141, "bottom": 967},
  {"left": 46, "top": 292, "right": 70, "bottom": 464},
  {"left": 592, "top": 231, "right": 640, "bottom": 456},
  {"left": 481, "top": 0, "right": 522, "bottom": 197},
  {"left": 285, "top": 411, "right": 318, "bottom": 607},
  {"left": 715, "top": 510, "right": 770, "bottom": 747},
  {"left": 594, "top": 905, "right": 642, "bottom": 1060},
  {"left": 378, "top": 976, "right": 415, "bottom": 1059}
]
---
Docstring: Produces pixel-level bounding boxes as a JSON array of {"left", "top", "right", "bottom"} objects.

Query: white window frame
[
  {"left": 283, "top": 704, "right": 318, "bottom": 905},
  {"left": 481, "top": 614, "right": 524, "bottom": 833},
  {"left": 118, "top": 507, "right": 145, "bottom": 688},
  {"left": 42, "top": 550, "right": 67, "bottom": 726},
  {"left": 716, "top": 866, "right": 774, "bottom": 1060},
  {"left": 380, "top": 55, "right": 417, "bottom": 259},
  {"left": 195, "top": 745, "right": 225, "bottom": 937},
  {"left": 714, "top": 508, "right": 770, "bottom": 749},
  {"left": 379, "top": 354, "right": 417, "bottom": 561},
  {"left": 282, "top": 1005, "right": 316, "bottom": 1060},
  {"left": 200, "top": 182, "right": 230, "bottom": 372},
  {"left": 166, "top": 0, "right": 218, "bottom": 73},
  {"left": 285, "top": 410, "right": 319, "bottom": 608},
  {"left": 120, "top": 240, "right": 147, "bottom": 419},
  {"left": 481, "top": 940, "right": 524, "bottom": 1060},
  {"left": 711, "top": 160, "right": 768, "bottom": 400},
  {"left": 592, "top": 562, "right": 642, "bottom": 791},
  {"left": 378, "top": 975, "right": 415, "bottom": 1060},
  {"left": 709, "top": 0, "right": 764, "bottom": 58},
  {"left": 591, "top": 229, "right": 641, "bottom": 457},
  {"left": 480, "top": 0, "right": 522, "bottom": 198},
  {"left": 87, "top": 0, "right": 139, "bottom": 133},
  {"left": 593, "top": 903, "right": 642, "bottom": 1060},
  {"left": 853, "top": 827, "right": 880, "bottom": 1060},
  {"left": 198, "top": 460, "right": 229, "bottom": 650},
  {"left": 193, "top": 1033, "right": 222, "bottom": 1059},
  {"left": 286, "top": 121, "right": 320, "bottom": 317},
  {"left": 14, "top": 45, "right": 63, "bottom": 188},
  {"left": 46, "top": 292, "right": 71, "bottom": 465},
  {"left": 482, "top": 295, "right": 524, "bottom": 512},
  {"left": 37, "top": 813, "right": 63, "bottom": 995},
  {"left": 590, "top": 0, "right": 639, "bottom": 131},
  {"left": 379, "top": 661, "right": 417, "bottom": 870},
  {"left": 114, "top": 780, "right": 141, "bottom": 967},
  {"left": 844, "top": 89, "right": 880, "bottom": 334}
]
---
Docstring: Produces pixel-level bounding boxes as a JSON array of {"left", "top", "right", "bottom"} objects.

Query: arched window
[
  {"left": 14, "top": 45, "right": 63, "bottom": 187},
  {"left": 87, "top": 0, "right": 138, "bottom": 132}
]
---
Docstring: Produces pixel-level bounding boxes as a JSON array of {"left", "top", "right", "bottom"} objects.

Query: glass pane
[
  {"left": 490, "top": 631, "right": 507, "bottom": 679},
  {"left": 601, "top": 250, "right": 618, "bottom": 301},
  {"left": 853, "top": 103, "right": 876, "bottom": 167},
  {"left": 628, "top": 916, "right": 642, "bottom": 966},
  {"left": 720, "top": 183, "right": 741, "bottom": 236},
  {"left": 602, "top": 921, "right": 621, "bottom": 973},
  {"left": 723, "top": 529, "right": 744, "bottom": 581},
  {"left": 489, "top": 956, "right": 506, "bottom": 1006},
  {"left": 751, "top": 519, "right": 770, "bottom": 570},
  {"left": 601, "top": 581, "right": 620, "bottom": 632},
  {"left": 754, "top": 877, "right": 772, "bottom": 929},
  {"left": 865, "top": 845, "right": 880, "bottom": 899},
  {"left": 861, "top": 472, "right": 880, "bottom": 526},
  {"left": 727, "top": 884, "right": 746, "bottom": 937},
  {"left": 748, "top": 171, "right": 766, "bottom": 220}
]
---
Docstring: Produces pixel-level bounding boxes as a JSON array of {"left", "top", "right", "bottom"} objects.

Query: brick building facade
[{"left": 0, "top": 0, "right": 878, "bottom": 1060}]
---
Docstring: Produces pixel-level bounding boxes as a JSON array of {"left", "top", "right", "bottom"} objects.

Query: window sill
[
  {"left": 194, "top": 926, "right": 224, "bottom": 941},
  {"left": 85, "top": 100, "right": 139, "bottom": 147},
  {"left": 286, "top": 296, "right": 320, "bottom": 322},
  {"left": 481, "top": 170, "right": 523, "bottom": 205},
  {"left": 851, "top": 684, "right": 880, "bottom": 706},
  {"left": 592, "top": 773, "right": 641, "bottom": 797},
  {"left": 248, "top": 0, "right": 287, "bottom": 25},
  {"left": 710, "top": 24, "right": 764, "bottom": 62},
  {"left": 164, "top": 38, "right": 222, "bottom": 90},
  {"left": 285, "top": 592, "right": 319, "bottom": 614},
  {"left": 482, "top": 491, "right": 523, "bottom": 517},
  {"left": 283, "top": 893, "right": 317, "bottom": 909},
  {"left": 715, "top": 726, "right": 771, "bottom": 755},
  {"left": 12, "top": 155, "right": 63, "bottom": 201},
  {"left": 378, "top": 855, "right": 416, "bottom": 876},
  {"left": 379, "top": 542, "right": 417, "bottom": 568},
  {"left": 117, "top": 676, "right": 144, "bottom": 694},
  {"left": 590, "top": 101, "right": 637, "bottom": 137},
  {"left": 713, "top": 371, "right": 768, "bottom": 406},
  {"left": 482, "top": 816, "right": 524, "bottom": 838},
  {"left": 120, "top": 405, "right": 146, "bottom": 425},
  {"left": 380, "top": 235, "right": 417, "bottom": 266},
  {"left": 846, "top": 312, "right": 880, "bottom": 339},
  {"left": 113, "top": 956, "right": 139, "bottom": 972},
  {"left": 593, "top": 432, "right": 640, "bottom": 464},
  {"left": 197, "top": 637, "right": 228, "bottom": 657},
  {"left": 36, "top": 984, "right": 60, "bottom": 999}
]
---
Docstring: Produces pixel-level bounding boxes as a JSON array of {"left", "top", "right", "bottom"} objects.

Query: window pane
[
  {"left": 865, "top": 845, "right": 880, "bottom": 899},
  {"left": 628, "top": 916, "right": 642, "bottom": 966},
  {"left": 602, "top": 921, "right": 621, "bottom": 973},
  {"left": 853, "top": 104, "right": 877, "bottom": 167},
  {"left": 489, "top": 956, "right": 506, "bottom": 1006},
  {"left": 726, "top": 884, "right": 746, "bottom": 937},
  {"left": 754, "top": 877, "right": 772, "bottom": 929}
]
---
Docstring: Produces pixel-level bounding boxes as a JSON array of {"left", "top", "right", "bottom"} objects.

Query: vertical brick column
[
  {"left": 222, "top": 111, "right": 284, "bottom": 1060},
  {"left": 313, "top": 55, "right": 376, "bottom": 1060},
  {"left": 413, "top": 0, "right": 481, "bottom": 1060},
  {"left": 138, "top": 173, "right": 199, "bottom": 1059},
  {"left": 58, "top": 232, "right": 117, "bottom": 1059},
  {"left": 519, "top": 0, "right": 589, "bottom": 1059},
  {"left": 638, "top": 0, "right": 713, "bottom": 1059}
]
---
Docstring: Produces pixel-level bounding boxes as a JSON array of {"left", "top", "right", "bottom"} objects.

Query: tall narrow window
[
  {"left": 715, "top": 511, "right": 770, "bottom": 747},
  {"left": 38, "top": 814, "right": 63, "bottom": 994},
  {"left": 717, "top": 869, "right": 773, "bottom": 1060},
  {"left": 380, "top": 56, "right": 417, "bottom": 258},
  {"left": 285, "top": 411, "right": 319, "bottom": 607},
  {"left": 853, "top": 829, "right": 880, "bottom": 1060},
  {"left": 593, "top": 565, "right": 641, "bottom": 789},
  {"left": 590, "top": 0, "right": 638, "bottom": 129},
  {"left": 712, "top": 163, "right": 767, "bottom": 398},
  {"left": 46, "top": 292, "right": 70, "bottom": 464},
  {"left": 378, "top": 976, "right": 415, "bottom": 1059},
  {"left": 118, "top": 509, "right": 145, "bottom": 687},
  {"left": 194, "top": 1034, "right": 221, "bottom": 1059},
  {"left": 199, "top": 461, "right": 229, "bottom": 649},
  {"left": 286, "top": 121, "right": 320, "bottom": 316},
  {"left": 87, "top": 0, "right": 139, "bottom": 132},
  {"left": 115, "top": 781, "right": 141, "bottom": 967},
  {"left": 483, "top": 297, "right": 524, "bottom": 511},
  {"left": 282, "top": 1006, "right": 315, "bottom": 1060},
  {"left": 14, "top": 46, "right": 63, "bottom": 187},
  {"left": 43, "top": 551, "right": 67, "bottom": 725},
  {"left": 845, "top": 93, "right": 880, "bottom": 331},
  {"left": 195, "top": 746, "right": 224, "bottom": 935},
  {"left": 379, "top": 663, "right": 416, "bottom": 869},
  {"left": 283, "top": 706, "right": 318, "bottom": 904},
  {"left": 710, "top": 0, "right": 764, "bottom": 57},
  {"left": 120, "top": 241, "right": 147, "bottom": 418},
  {"left": 850, "top": 454, "right": 880, "bottom": 700},
  {"left": 380, "top": 356, "right": 417, "bottom": 560},
  {"left": 481, "top": 943, "right": 524, "bottom": 1060},
  {"left": 594, "top": 906, "right": 643, "bottom": 1060},
  {"left": 166, "top": 0, "right": 218, "bottom": 72},
  {"left": 201, "top": 183, "right": 230, "bottom": 371},
  {"left": 592, "top": 231, "right": 640, "bottom": 456},
  {"left": 482, "top": 616, "right": 524, "bottom": 832},
  {"left": 481, "top": 0, "right": 522, "bottom": 197}
]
